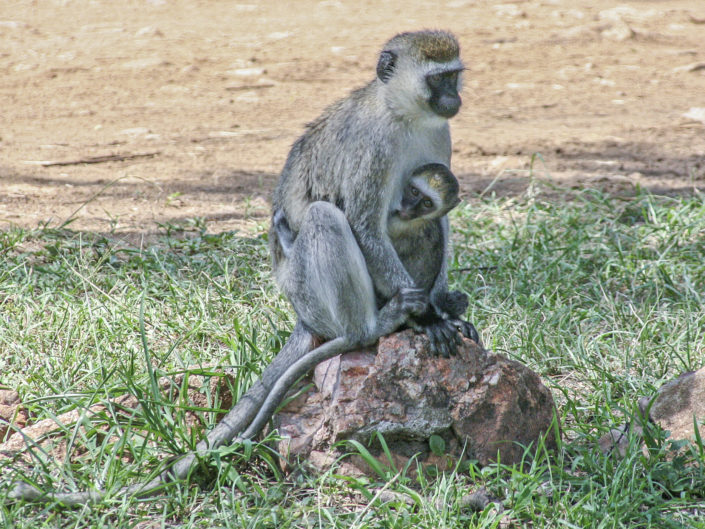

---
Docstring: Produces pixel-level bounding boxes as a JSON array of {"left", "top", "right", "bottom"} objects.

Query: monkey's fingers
[
  {"left": 425, "top": 320, "right": 461, "bottom": 357},
  {"left": 445, "top": 319, "right": 464, "bottom": 355},
  {"left": 446, "top": 320, "right": 464, "bottom": 354},
  {"left": 426, "top": 325, "right": 451, "bottom": 357}
]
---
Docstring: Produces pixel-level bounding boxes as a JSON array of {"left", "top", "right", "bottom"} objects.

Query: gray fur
[
  {"left": 242, "top": 202, "right": 427, "bottom": 438},
  {"left": 388, "top": 163, "right": 479, "bottom": 355},
  {"left": 271, "top": 41, "right": 461, "bottom": 300}
]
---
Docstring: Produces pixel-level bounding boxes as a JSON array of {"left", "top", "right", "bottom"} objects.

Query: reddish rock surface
[{"left": 274, "top": 329, "right": 557, "bottom": 474}]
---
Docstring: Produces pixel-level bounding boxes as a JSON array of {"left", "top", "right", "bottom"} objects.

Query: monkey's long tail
[
  {"left": 236, "top": 336, "right": 349, "bottom": 440},
  {"left": 7, "top": 324, "right": 319, "bottom": 506},
  {"left": 7, "top": 391, "right": 260, "bottom": 507}
]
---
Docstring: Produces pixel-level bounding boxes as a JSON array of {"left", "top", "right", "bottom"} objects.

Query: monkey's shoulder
[{"left": 318, "top": 82, "right": 416, "bottom": 143}]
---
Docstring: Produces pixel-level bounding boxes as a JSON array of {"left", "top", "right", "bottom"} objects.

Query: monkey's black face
[{"left": 426, "top": 69, "right": 462, "bottom": 118}]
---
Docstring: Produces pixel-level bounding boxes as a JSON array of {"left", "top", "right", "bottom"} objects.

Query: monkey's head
[
  {"left": 396, "top": 163, "right": 460, "bottom": 221},
  {"left": 377, "top": 30, "right": 464, "bottom": 122}
]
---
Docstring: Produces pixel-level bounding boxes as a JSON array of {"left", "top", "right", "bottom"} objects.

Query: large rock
[{"left": 273, "top": 330, "right": 557, "bottom": 474}]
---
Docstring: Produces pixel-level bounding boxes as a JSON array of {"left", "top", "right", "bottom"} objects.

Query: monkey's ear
[{"left": 376, "top": 50, "right": 396, "bottom": 82}]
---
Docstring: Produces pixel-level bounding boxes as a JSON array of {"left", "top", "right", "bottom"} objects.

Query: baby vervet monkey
[
  {"left": 387, "top": 163, "right": 473, "bottom": 330},
  {"left": 389, "top": 162, "right": 460, "bottom": 230}
]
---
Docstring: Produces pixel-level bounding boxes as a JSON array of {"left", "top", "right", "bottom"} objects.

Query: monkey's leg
[
  {"left": 177, "top": 203, "right": 395, "bottom": 455},
  {"left": 281, "top": 201, "right": 414, "bottom": 340},
  {"left": 438, "top": 290, "right": 469, "bottom": 319},
  {"left": 239, "top": 202, "right": 376, "bottom": 438}
]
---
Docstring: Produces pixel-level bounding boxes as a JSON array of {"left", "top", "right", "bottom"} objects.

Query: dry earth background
[{"left": 1, "top": 0, "right": 704, "bottom": 242}]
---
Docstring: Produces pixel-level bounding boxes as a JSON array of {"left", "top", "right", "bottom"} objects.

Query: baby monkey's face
[{"left": 396, "top": 164, "right": 460, "bottom": 221}]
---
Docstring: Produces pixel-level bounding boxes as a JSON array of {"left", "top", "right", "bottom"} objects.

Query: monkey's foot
[
  {"left": 441, "top": 290, "right": 469, "bottom": 317},
  {"left": 423, "top": 319, "right": 463, "bottom": 357},
  {"left": 417, "top": 318, "right": 481, "bottom": 357}
]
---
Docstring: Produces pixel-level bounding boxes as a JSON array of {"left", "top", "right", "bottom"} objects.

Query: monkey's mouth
[{"left": 395, "top": 209, "right": 412, "bottom": 220}]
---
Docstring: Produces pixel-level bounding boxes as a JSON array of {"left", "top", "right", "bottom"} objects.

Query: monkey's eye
[
  {"left": 427, "top": 73, "right": 443, "bottom": 87},
  {"left": 410, "top": 186, "right": 420, "bottom": 196},
  {"left": 448, "top": 71, "right": 459, "bottom": 86},
  {"left": 423, "top": 199, "right": 433, "bottom": 208}
]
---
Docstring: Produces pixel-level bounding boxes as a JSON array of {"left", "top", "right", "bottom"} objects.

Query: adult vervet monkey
[
  {"left": 270, "top": 30, "right": 473, "bottom": 357},
  {"left": 252, "top": 30, "right": 477, "bottom": 438}
]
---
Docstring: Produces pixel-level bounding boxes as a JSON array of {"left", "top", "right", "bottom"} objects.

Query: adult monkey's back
[{"left": 7, "top": 30, "right": 472, "bottom": 506}]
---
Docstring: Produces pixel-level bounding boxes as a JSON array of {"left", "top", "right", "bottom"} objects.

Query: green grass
[{"left": 1, "top": 181, "right": 704, "bottom": 528}]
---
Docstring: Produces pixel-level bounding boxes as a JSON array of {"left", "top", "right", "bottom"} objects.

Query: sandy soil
[{"left": 1, "top": 0, "right": 704, "bottom": 243}]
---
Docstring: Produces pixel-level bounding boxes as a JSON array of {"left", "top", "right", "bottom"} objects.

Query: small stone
[
  {"left": 493, "top": 4, "right": 525, "bottom": 18},
  {"left": 119, "top": 127, "right": 150, "bottom": 137},
  {"left": 0, "top": 390, "right": 28, "bottom": 441},
  {"left": 599, "top": 367, "right": 705, "bottom": 457},
  {"left": 459, "top": 488, "right": 493, "bottom": 511},
  {"left": 682, "top": 108, "right": 705, "bottom": 125},
  {"left": 0, "top": 20, "right": 27, "bottom": 29},
  {"left": 135, "top": 26, "right": 163, "bottom": 38},
  {"left": 121, "top": 57, "right": 166, "bottom": 69},
  {"left": 377, "top": 490, "right": 415, "bottom": 506},
  {"left": 601, "top": 20, "right": 635, "bottom": 42},
  {"left": 641, "top": 367, "right": 705, "bottom": 443},
  {"left": 226, "top": 67, "right": 265, "bottom": 77},
  {"left": 673, "top": 63, "right": 705, "bottom": 73},
  {"left": 267, "top": 32, "right": 292, "bottom": 41},
  {"left": 598, "top": 423, "right": 644, "bottom": 457}
]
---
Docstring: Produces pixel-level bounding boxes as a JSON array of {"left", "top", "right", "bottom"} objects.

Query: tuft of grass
[{"left": 1, "top": 180, "right": 704, "bottom": 527}]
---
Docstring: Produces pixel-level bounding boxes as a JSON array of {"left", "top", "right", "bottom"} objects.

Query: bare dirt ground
[{"left": 1, "top": 0, "right": 704, "bottom": 244}]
